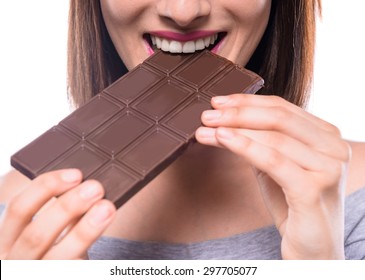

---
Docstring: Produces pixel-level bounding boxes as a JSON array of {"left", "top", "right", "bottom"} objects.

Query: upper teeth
[{"left": 151, "top": 34, "right": 218, "bottom": 53}]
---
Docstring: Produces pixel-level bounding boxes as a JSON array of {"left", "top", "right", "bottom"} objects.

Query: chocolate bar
[{"left": 11, "top": 50, "right": 264, "bottom": 208}]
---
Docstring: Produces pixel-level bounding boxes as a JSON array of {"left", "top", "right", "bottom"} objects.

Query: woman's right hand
[{"left": 0, "top": 169, "right": 116, "bottom": 259}]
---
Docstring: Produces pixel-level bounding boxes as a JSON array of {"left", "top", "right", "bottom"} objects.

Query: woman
[{"left": 0, "top": 0, "right": 364, "bottom": 259}]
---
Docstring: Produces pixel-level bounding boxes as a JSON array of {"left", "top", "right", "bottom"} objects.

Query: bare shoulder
[
  {"left": 0, "top": 170, "right": 30, "bottom": 204},
  {"left": 346, "top": 141, "right": 365, "bottom": 195}
]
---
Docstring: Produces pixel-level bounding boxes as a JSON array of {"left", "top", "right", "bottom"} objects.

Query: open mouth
[{"left": 143, "top": 32, "right": 226, "bottom": 54}]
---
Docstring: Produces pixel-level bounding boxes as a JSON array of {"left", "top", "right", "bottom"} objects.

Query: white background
[{"left": 0, "top": 0, "right": 364, "bottom": 175}]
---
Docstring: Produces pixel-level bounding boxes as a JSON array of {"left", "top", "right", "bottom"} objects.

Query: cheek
[
  {"left": 227, "top": 0, "right": 271, "bottom": 65},
  {"left": 100, "top": 0, "right": 143, "bottom": 26},
  {"left": 245, "top": 0, "right": 271, "bottom": 42},
  {"left": 236, "top": 0, "right": 271, "bottom": 25},
  {"left": 100, "top": 0, "right": 144, "bottom": 69}
]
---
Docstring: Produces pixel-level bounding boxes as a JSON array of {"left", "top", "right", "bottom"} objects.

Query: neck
[{"left": 166, "top": 143, "right": 253, "bottom": 188}]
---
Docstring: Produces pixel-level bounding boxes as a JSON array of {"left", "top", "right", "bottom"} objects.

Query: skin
[{"left": 1, "top": 0, "right": 365, "bottom": 260}]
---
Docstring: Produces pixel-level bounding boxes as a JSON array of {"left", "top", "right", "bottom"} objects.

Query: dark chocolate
[{"left": 11, "top": 50, "right": 264, "bottom": 208}]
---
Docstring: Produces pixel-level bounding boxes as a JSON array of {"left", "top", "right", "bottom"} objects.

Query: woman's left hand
[{"left": 196, "top": 94, "right": 351, "bottom": 259}]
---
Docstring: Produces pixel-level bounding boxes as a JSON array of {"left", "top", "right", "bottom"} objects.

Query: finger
[
  {"left": 211, "top": 94, "right": 351, "bottom": 162},
  {"left": 201, "top": 106, "right": 350, "bottom": 161},
  {"left": 217, "top": 127, "right": 348, "bottom": 200},
  {"left": 213, "top": 127, "right": 309, "bottom": 193},
  {"left": 44, "top": 200, "right": 116, "bottom": 259},
  {"left": 6, "top": 179, "right": 104, "bottom": 259},
  {"left": 235, "top": 129, "right": 334, "bottom": 171},
  {"left": 211, "top": 94, "right": 340, "bottom": 135},
  {"left": 196, "top": 125, "right": 325, "bottom": 171},
  {"left": 195, "top": 127, "right": 223, "bottom": 148},
  {"left": 0, "top": 169, "right": 82, "bottom": 257},
  {"left": 197, "top": 126, "right": 334, "bottom": 176}
]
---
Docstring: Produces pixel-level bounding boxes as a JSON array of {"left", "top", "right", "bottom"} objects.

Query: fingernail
[
  {"left": 217, "top": 128, "right": 234, "bottom": 140},
  {"left": 61, "top": 169, "right": 82, "bottom": 183},
  {"left": 79, "top": 181, "right": 102, "bottom": 200},
  {"left": 202, "top": 110, "right": 221, "bottom": 121},
  {"left": 88, "top": 204, "right": 113, "bottom": 227},
  {"left": 196, "top": 127, "right": 216, "bottom": 138},
  {"left": 212, "top": 96, "right": 230, "bottom": 105}
]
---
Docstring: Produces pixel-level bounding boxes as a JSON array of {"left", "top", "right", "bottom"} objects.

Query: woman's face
[{"left": 100, "top": 0, "right": 271, "bottom": 70}]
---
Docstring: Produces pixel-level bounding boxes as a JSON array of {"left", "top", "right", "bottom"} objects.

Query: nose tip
[{"left": 156, "top": 0, "right": 211, "bottom": 27}]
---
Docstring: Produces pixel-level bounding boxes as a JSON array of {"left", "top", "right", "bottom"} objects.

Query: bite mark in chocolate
[{"left": 11, "top": 50, "right": 264, "bottom": 208}]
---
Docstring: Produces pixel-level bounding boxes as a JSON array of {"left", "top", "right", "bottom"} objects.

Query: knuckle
[
  {"left": 325, "top": 123, "right": 342, "bottom": 136},
  {"left": 226, "top": 106, "right": 240, "bottom": 120},
  {"left": 264, "top": 149, "right": 285, "bottom": 170},
  {"left": 72, "top": 205, "right": 112, "bottom": 245},
  {"left": 235, "top": 133, "right": 254, "bottom": 152},
  {"left": 266, "top": 133, "right": 286, "bottom": 150},
  {"left": 319, "top": 161, "right": 345, "bottom": 189},
  {"left": 269, "top": 107, "right": 289, "bottom": 129},
  {"left": 21, "top": 227, "right": 47, "bottom": 249},
  {"left": 268, "top": 95, "right": 285, "bottom": 105},
  {"left": 56, "top": 180, "right": 104, "bottom": 216},
  {"left": 219, "top": 107, "right": 242, "bottom": 125},
  {"left": 6, "top": 196, "right": 28, "bottom": 220},
  {"left": 57, "top": 196, "right": 78, "bottom": 215},
  {"left": 36, "top": 173, "right": 60, "bottom": 192},
  {"left": 230, "top": 93, "right": 245, "bottom": 103},
  {"left": 73, "top": 224, "right": 94, "bottom": 245}
]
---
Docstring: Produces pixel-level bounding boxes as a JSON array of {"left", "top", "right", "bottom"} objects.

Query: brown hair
[{"left": 67, "top": 0, "right": 321, "bottom": 108}]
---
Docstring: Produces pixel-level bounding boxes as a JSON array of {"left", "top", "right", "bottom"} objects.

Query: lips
[{"left": 144, "top": 32, "right": 226, "bottom": 54}]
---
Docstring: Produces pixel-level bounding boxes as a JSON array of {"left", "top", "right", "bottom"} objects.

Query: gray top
[{"left": 1, "top": 187, "right": 364, "bottom": 259}]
